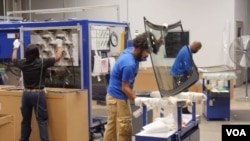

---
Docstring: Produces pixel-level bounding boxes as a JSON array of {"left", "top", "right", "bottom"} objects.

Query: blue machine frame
[{"left": 0, "top": 19, "right": 129, "bottom": 129}]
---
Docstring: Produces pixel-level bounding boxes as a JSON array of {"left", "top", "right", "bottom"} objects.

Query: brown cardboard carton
[
  {"left": 134, "top": 68, "right": 158, "bottom": 91},
  {"left": 0, "top": 86, "right": 89, "bottom": 141},
  {"left": 0, "top": 114, "right": 15, "bottom": 141}
]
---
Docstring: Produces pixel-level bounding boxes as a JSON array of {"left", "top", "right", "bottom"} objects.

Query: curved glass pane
[{"left": 143, "top": 17, "right": 199, "bottom": 97}]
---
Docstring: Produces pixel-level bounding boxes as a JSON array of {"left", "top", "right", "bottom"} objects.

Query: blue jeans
[{"left": 20, "top": 91, "right": 49, "bottom": 141}]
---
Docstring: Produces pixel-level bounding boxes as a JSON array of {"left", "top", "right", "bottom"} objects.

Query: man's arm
[
  {"left": 12, "top": 39, "right": 20, "bottom": 61},
  {"left": 54, "top": 39, "right": 64, "bottom": 62},
  {"left": 12, "top": 48, "right": 18, "bottom": 61},
  {"left": 122, "top": 81, "right": 136, "bottom": 101}
]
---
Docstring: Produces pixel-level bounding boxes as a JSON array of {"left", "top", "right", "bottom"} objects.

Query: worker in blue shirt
[
  {"left": 103, "top": 32, "right": 162, "bottom": 141},
  {"left": 170, "top": 41, "right": 202, "bottom": 113}
]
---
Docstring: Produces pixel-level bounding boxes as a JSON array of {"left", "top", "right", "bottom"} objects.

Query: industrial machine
[
  {"left": 0, "top": 19, "right": 129, "bottom": 140},
  {"left": 0, "top": 15, "right": 207, "bottom": 141}
]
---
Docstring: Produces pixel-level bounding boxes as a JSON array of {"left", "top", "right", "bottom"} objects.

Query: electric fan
[{"left": 229, "top": 35, "right": 250, "bottom": 101}]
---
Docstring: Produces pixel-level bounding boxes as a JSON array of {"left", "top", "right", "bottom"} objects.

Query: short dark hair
[
  {"left": 132, "top": 32, "right": 149, "bottom": 50},
  {"left": 25, "top": 44, "right": 40, "bottom": 62}
]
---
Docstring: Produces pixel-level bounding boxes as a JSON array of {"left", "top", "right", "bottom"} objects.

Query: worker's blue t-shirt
[
  {"left": 170, "top": 45, "right": 193, "bottom": 75},
  {"left": 107, "top": 47, "right": 139, "bottom": 100}
]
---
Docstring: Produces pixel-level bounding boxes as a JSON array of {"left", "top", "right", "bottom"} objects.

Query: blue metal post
[
  {"left": 192, "top": 102, "right": 196, "bottom": 121},
  {"left": 142, "top": 105, "right": 148, "bottom": 126},
  {"left": 177, "top": 104, "right": 182, "bottom": 131}
]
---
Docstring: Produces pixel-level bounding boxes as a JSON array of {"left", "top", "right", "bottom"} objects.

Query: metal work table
[{"left": 135, "top": 101, "right": 201, "bottom": 141}]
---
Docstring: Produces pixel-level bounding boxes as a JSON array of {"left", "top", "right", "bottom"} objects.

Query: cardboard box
[
  {"left": 134, "top": 68, "right": 158, "bottom": 91},
  {"left": 0, "top": 114, "right": 14, "bottom": 141},
  {"left": 134, "top": 67, "right": 234, "bottom": 99},
  {"left": 135, "top": 67, "right": 201, "bottom": 91},
  {"left": 0, "top": 86, "right": 89, "bottom": 141},
  {"left": 189, "top": 82, "right": 203, "bottom": 93},
  {"left": 135, "top": 67, "right": 201, "bottom": 92}
]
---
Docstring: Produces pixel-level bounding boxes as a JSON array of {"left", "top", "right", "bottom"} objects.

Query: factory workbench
[
  {"left": 135, "top": 100, "right": 201, "bottom": 141},
  {"left": 0, "top": 85, "right": 89, "bottom": 141}
]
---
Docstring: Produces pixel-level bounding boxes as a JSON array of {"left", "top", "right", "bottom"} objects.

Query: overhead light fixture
[
  {"left": 6, "top": 4, "right": 119, "bottom": 22},
  {"left": 35, "top": 9, "right": 84, "bottom": 14}
]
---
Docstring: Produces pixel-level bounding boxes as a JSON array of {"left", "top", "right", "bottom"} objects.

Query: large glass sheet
[{"left": 143, "top": 17, "right": 199, "bottom": 97}]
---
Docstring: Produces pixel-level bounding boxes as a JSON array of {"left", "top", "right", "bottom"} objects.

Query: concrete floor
[
  {"left": 91, "top": 83, "right": 250, "bottom": 141},
  {"left": 198, "top": 83, "right": 250, "bottom": 141}
]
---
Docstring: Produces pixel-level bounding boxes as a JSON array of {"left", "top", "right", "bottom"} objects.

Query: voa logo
[{"left": 226, "top": 129, "right": 247, "bottom": 136}]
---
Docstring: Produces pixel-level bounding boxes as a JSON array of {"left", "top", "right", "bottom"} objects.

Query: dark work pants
[
  {"left": 20, "top": 91, "right": 49, "bottom": 141},
  {"left": 172, "top": 74, "right": 188, "bottom": 92},
  {"left": 172, "top": 75, "right": 190, "bottom": 112}
]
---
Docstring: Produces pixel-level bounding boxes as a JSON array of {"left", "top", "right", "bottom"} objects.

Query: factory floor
[
  {"left": 91, "top": 83, "right": 250, "bottom": 141},
  {"left": 199, "top": 83, "right": 250, "bottom": 141}
]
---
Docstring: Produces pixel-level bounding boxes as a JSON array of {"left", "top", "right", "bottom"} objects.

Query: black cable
[
  {"left": 67, "top": 34, "right": 75, "bottom": 88},
  {"left": 36, "top": 57, "right": 43, "bottom": 118},
  {"left": 70, "top": 57, "right": 76, "bottom": 88},
  {"left": 69, "top": 31, "right": 76, "bottom": 88}
]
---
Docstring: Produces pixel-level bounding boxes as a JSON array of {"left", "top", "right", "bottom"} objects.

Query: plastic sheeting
[{"left": 199, "top": 65, "right": 237, "bottom": 80}]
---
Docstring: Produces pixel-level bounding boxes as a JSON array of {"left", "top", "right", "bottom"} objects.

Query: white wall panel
[
  {"left": 235, "top": 0, "right": 249, "bottom": 35},
  {"left": 27, "top": 0, "right": 250, "bottom": 68},
  {"left": 127, "top": 0, "right": 235, "bottom": 67}
]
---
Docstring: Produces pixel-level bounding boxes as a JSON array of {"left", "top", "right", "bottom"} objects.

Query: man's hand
[
  {"left": 157, "top": 36, "right": 164, "bottom": 46},
  {"left": 55, "top": 38, "right": 63, "bottom": 48},
  {"left": 13, "top": 39, "right": 21, "bottom": 49},
  {"left": 12, "top": 39, "right": 20, "bottom": 61},
  {"left": 55, "top": 39, "right": 64, "bottom": 62}
]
